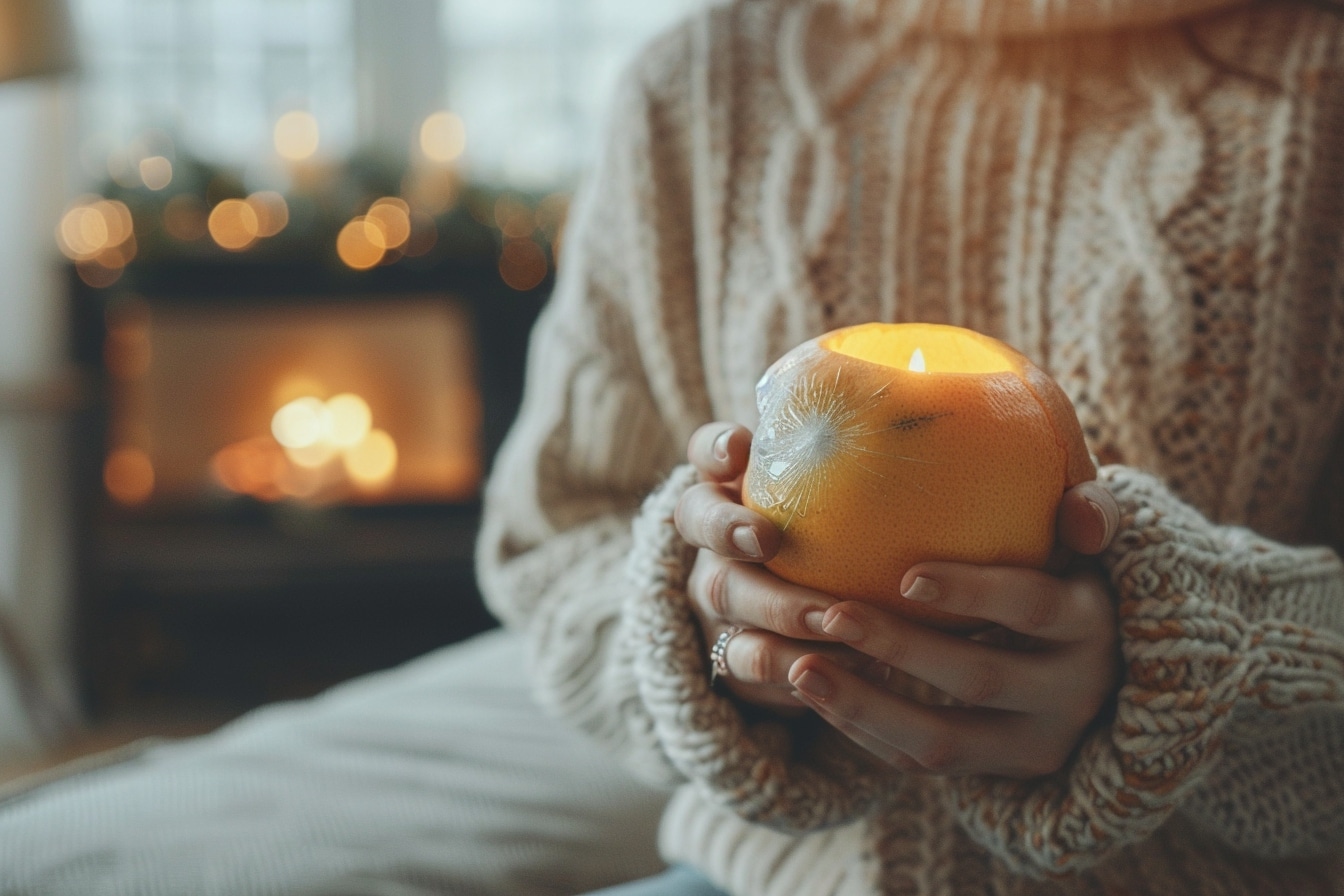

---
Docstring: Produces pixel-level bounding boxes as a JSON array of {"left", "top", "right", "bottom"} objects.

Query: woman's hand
[
  {"left": 787, "top": 481, "right": 1122, "bottom": 779},
  {"left": 675, "top": 422, "right": 856, "bottom": 714}
]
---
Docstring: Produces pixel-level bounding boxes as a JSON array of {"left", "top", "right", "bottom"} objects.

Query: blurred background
[{"left": 0, "top": 0, "right": 704, "bottom": 774}]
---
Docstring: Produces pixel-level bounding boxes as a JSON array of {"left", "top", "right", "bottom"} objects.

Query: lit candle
[{"left": 742, "top": 322, "right": 1095, "bottom": 630}]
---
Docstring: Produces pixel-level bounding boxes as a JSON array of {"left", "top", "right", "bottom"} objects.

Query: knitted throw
[{"left": 476, "top": 1, "right": 1344, "bottom": 893}]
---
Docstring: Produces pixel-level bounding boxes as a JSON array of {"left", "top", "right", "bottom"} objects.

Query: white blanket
[{"left": 0, "top": 628, "right": 670, "bottom": 895}]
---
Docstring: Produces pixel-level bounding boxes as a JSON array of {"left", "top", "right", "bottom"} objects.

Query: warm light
[
  {"left": 271, "top": 375, "right": 327, "bottom": 411},
  {"left": 324, "top": 393, "right": 372, "bottom": 447},
  {"left": 344, "top": 429, "right": 398, "bottom": 488},
  {"left": 337, "top": 218, "right": 386, "bottom": 270},
  {"left": 58, "top": 205, "right": 107, "bottom": 258},
  {"left": 105, "top": 447, "right": 155, "bottom": 505},
  {"left": 76, "top": 261, "right": 124, "bottom": 288},
  {"left": 274, "top": 110, "right": 320, "bottom": 161},
  {"left": 246, "top": 191, "right": 290, "bottom": 237},
  {"left": 823, "top": 325, "right": 1018, "bottom": 374},
  {"left": 419, "top": 111, "right": 466, "bottom": 164},
  {"left": 271, "top": 396, "right": 327, "bottom": 448},
  {"left": 208, "top": 198, "right": 260, "bottom": 251},
  {"left": 365, "top": 198, "right": 411, "bottom": 250},
  {"left": 284, "top": 440, "right": 338, "bottom": 470},
  {"left": 56, "top": 198, "right": 135, "bottom": 264},
  {"left": 139, "top": 156, "right": 173, "bottom": 190},
  {"left": 498, "top": 238, "right": 548, "bottom": 291},
  {"left": 212, "top": 437, "right": 287, "bottom": 502}
]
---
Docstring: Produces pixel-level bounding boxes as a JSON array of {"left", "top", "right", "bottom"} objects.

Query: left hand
[{"left": 788, "top": 484, "right": 1122, "bottom": 779}]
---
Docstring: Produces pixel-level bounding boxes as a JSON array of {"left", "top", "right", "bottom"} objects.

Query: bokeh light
[
  {"left": 57, "top": 197, "right": 137, "bottom": 286},
  {"left": 365, "top": 198, "right": 411, "bottom": 250},
  {"left": 336, "top": 217, "right": 385, "bottom": 269},
  {"left": 498, "top": 238, "right": 548, "bottom": 291},
  {"left": 271, "top": 396, "right": 328, "bottom": 449},
  {"left": 344, "top": 429, "right": 398, "bottom": 488},
  {"left": 208, "top": 198, "right": 260, "bottom": 251},
  {"left": 139, "top": 155, "right": 173, "bottom": 190},
  {"left": 246, "top": 191, "right": 290, "bottom": 237},
  {"left": 105, "top": 447, "right": 155, "bottom": 505},
  {"left": 419, "top": 111, "right": 466, "bottom": 164},
  {"left": 274, "top": 110, "right": 320, "bottom": 161},
  {"left": 324, "top": 393, "right": 372, "bottom": 447}
]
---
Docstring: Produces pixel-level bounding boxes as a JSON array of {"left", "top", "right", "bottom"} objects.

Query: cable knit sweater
[{"left": 476, "top": 1, "right": 1344, "bottom": 893}]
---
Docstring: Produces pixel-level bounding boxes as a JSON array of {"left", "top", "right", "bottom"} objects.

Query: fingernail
[
  {"left": 902, "top": 576, "right": 940, "bottom": 602},
  {"left": 821, "top": 608, "right": 864, "bottom": 642},
  {"left": 713, "top": 429, "right": 732, "bottom": 462},
  {"left": 731, "top": 525, "right": 762, "bottom": 560},
  {"left": 1087, "top": 498, "right": 1114, "bottom": 548},
  {"left": 791, "top": 669, "right": 833, "bottom": 700},
  {"left": 803, "top": 610, "right": 828, "bottom": 635}
]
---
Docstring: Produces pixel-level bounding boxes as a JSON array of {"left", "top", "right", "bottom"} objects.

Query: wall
[{"left": 0, "top": 79, "right": 79, "bottom": 757}]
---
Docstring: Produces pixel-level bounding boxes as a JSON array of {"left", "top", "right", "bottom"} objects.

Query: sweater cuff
[
  {"left": 623, "top": 463, "right": 899, "bottom": 832},
  {"left": 947, "top": 464, "right": 1344, "bottom": 876}
]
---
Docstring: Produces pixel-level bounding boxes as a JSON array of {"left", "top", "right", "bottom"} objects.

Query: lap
[
  {"left": 584, "top": 866, "right": 727, "bottom": 896},
  {"left": 0, "top": 628, "right": 670, "bottom": 896}
]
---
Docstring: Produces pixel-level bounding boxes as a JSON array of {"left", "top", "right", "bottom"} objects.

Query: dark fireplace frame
[{"left": 66, "top": 247, "right": 549, "bottom": 719}]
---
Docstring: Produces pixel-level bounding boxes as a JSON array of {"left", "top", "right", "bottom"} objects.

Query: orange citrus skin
[{"left": 741, "top": 323, "right": 1095, "bottom": 631}]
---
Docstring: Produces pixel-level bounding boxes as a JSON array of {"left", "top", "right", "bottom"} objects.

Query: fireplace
[
  {"left": 102, "top": 295, "right": 483, "bottom": 509},
  {"left": 68, "top": 236, "right": 549, "bottom": 718}
]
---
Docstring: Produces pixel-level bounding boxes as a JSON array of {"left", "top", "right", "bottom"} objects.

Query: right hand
[{"left": 674, "top": 422, "right": 860, "bottom": 714}]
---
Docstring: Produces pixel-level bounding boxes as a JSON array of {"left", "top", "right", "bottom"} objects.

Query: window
[{"left": 69, "top": 0, "right": 706, "bottom": 190}]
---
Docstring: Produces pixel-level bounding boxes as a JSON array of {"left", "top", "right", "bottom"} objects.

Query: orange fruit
[{"left": 741, "top": 322, "right": 1095, "bottom": 630}]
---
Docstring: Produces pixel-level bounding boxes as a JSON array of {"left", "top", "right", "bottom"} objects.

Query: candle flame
[{"left": 908, "top": 347, "right": 927, "bottom": 373}]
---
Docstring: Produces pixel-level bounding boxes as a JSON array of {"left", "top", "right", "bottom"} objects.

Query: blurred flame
[
  {"left": 344, "top": 429, "right": 397, "bottom": 488},
  {"left": 908, "top": 348, "right": 927, "bottom": 373},
  {"left": 324, "top": 393, "right": 372, "bottom": 447},
  {"left": 216, "top": 393, "right": 397, "bottom": 502},
  {"left": 271, "top": 396, "right": 328, "bottom": 448}
]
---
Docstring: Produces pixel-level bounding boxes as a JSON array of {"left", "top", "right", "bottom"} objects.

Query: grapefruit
[{"left": 741, "top": 322, "right": 1095, "bottom": 630}]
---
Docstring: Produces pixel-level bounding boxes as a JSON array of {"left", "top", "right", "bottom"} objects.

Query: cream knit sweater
[{"left": 476, "top": 1, "right": 1344, "bottom": 893}]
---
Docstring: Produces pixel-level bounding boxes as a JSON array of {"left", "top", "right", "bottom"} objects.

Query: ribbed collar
[{"left": 782, "top": 0, "right": 1250, "bottom": 127}]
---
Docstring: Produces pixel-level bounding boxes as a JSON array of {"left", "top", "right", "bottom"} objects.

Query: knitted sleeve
[
  {"left": 946, "top": 463, "right": 1344, "bottom": 876},
  {"left": 474, "top": 32, "right": 696, "bottom": 784}
]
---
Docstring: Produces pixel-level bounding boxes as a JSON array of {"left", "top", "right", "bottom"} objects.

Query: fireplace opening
[
  {"left": 68, "top": 247, "right": 549, "bottom": 720},
  {"left": 102, "top": 295, "right": 483, "bottom": 511}
]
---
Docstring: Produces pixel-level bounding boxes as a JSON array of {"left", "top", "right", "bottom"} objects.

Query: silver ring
[{"left": 709, "top": 626, "right": 744, "bottom": 686}]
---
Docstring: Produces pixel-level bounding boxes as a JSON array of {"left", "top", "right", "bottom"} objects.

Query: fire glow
[{"left": 211, "top": 392, "right": 398, "bottom": 503}]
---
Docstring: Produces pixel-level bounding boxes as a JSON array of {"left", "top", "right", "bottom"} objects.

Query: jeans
[{"left": 585, "top": 865, "right": 728, "bottom": 896}]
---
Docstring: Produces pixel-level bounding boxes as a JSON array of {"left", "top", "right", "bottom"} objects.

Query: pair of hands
[{"left": 674, "top": 422, "right": 1122, "bottom": 779}]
